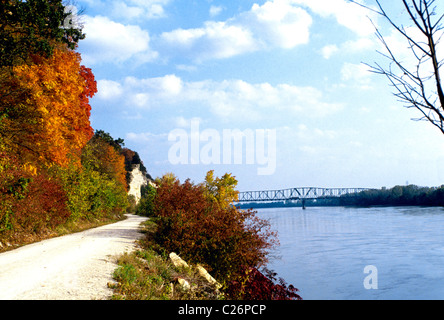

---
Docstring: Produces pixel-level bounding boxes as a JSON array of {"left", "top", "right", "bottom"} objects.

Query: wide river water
[{"left": 256, "top": 206, "right": 444, "bottom": 300}]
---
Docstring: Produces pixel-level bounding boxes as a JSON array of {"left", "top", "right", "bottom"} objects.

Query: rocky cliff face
[{"left": 128, "top": 164, "right": 149, "bottom": 204}]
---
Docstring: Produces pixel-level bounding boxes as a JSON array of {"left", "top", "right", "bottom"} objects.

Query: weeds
[{"left": 110, "top": 220, "right": 222, "bottom": 300}]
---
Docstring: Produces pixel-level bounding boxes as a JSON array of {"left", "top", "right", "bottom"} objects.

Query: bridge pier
[{"left": 302, "top": 199, "right": 306, "bottom": 210}]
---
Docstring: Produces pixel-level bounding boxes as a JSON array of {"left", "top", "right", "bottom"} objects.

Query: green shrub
[
  {"left": 136, "top": 184, "right": 157, "bottom": 217},
  {"left": 54, "top": 160, "right": 127, "bottom": 222},
  {"left": 127, "top": 195, "right": 137, "bottom": 213}
]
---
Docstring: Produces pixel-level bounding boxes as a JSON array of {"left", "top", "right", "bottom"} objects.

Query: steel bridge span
[{"left": 237, "top": 187, "right": 370, "bottom": 208}]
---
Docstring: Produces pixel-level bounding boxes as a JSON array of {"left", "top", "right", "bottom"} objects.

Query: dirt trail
[{"left": 0, "top": 214, "right": 148, "bottom": 300}]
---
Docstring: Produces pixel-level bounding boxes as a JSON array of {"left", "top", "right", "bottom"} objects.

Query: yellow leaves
[
  {"left": 204, "top": 170, "right": 239, "bottom": 209},
  {"left": 22, "top": 163, "right": 38, "bottom": 176},
  {"left": 102, "top": 144, "right": 127, "bottom": 191},
  {"left": 11, "top": 48, "right": 95, "bottom": 167}
]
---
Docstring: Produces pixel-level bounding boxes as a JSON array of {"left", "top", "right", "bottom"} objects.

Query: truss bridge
[{"left": 237, "top": 187, "right": 370, "bottom": 208}]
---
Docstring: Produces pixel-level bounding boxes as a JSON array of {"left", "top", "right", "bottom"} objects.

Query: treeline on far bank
[
  {"left": 340, "top": 185, "right": 444, "bottom": 207},
  {"left": 239, "top": 185, "right": 444, "bottom": 209}
]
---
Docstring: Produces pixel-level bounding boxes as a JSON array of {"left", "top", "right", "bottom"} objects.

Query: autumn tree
[
  {"left": 0, "top": 68, "right": 42, "bottom": 158},
  {"left": 1, "top": 48, "right": 96, "bottom": 167},
  {"left": 0, "top": 0, "right": 92, "bottom": 167},
  {"left": 0, "top": 152, "right": 71, "bottom": 238},
  {"left": 54, "top": 131, "right": 129, "bottom": 222},
  {"left": 83, "top": 130, "right": 128, "bottom": 192},
  {"left": 351, "top": 0, "right": 444, "bottom": 134},
  {"left": 92, "top": 130, "right": 125, "bottom": 152},
  {"left": 203, "top": 170, "right": 239, "bottom": 209},
  {"left": 0, "top": 0, "right": 134, "bottom": 245},
  {"left": 151, "top": 172, "right": 276, "bottom": 286},
  {"left": 226, "top": 267, "right": 302, "bottom": 300}
]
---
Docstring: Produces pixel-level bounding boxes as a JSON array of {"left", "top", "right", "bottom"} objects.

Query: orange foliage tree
[
  {"left": 0, "top": 1, "right": 133, "bottom": 245},
  {"left": 4, "top": 48, "right": 96, "bottom": 167},
  {"left": 100, "top": 143, "right": 128, "bottom": 192},
  {"left": 83, "top": 131, "right": 128, "bottom": 192}
]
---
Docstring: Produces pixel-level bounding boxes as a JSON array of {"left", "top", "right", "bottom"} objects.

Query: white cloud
[
  {"left": 209, "top": 5, "right": 223, "bottom": 17},
  {"left": 161, "top": 74, "right": 183, "bottom": 95},
  {"left": 321, "top": 44, "right": 339, "bottom": 59},
  {"left": 176, "top": 64, "right": 198, "bottom": 72},
  {"left": 343, "top": 37, "right": 375, "bottom": 53},
  {"left": 124, "top": 0, "right": 170, "bottom": 19},
  {"left": 125, "top": 74, "right": 183, "bottom": 97},
  {"left": 121, "top": 111, "right": 143, "bottom": 120},
  {"left": 245, "top": 0, "right": 312, "bottom": 49},
  {"left": 82, "top": 0, "right": 376, "bottom": 63},
  {"left": 173, "top": 116, "right": 204, "bottom": 128},
  {"left": 277, "top": 125, "right": 341, "bottom": 161},
  {"left": 160, "top": 21, "right": 257, "bottom": 62},
  {"left": 80, "top": 0, "right": 170, "bottom": 21},
  {"left": 160, "top": 0, "right": 312, "bottom": 62},
  {"left": 282, "top": 124, "right": 337, "bottom": 141},
  {"left": 130, "top": 93, "right": 150, "bottom": 108},
  {"left": 98, "top": 75, "right": 344, "bottom": 120},
  {"left": 321, "top": 38, "right": 376, "bottom": 59},
  {"left": 80, "top": 15, "right": 158, "bottom": 65},
  {"left": 110, "top": 2, "right": 144, "bottom": 20},
  {"left": 340, "top": 62, "right": 372, "bottom": 88},
  {"left": 293, "top": 0, "right": 377, "bottom": 37},
  {"left": 96, "top": 80, "right": 123, "bottom": 99},
  {"left": 293, "top": 0, "right": 380, "bottom": 61}
]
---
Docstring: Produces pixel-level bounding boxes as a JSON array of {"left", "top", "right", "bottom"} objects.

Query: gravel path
[{"left": 0, "top": 214, "right": 148, "bottom": 300}]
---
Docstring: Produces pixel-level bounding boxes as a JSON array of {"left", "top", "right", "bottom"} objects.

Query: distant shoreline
[{"left": 237, "top": 202, "right": 444, "bottom": 210}]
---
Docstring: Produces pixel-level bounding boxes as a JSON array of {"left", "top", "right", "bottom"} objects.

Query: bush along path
[
  {"left": 118, "top": 172, "right": 302, "bottom": 300},
  {"left": 110, "top": 219, "right": 224, "bottom": 300}
]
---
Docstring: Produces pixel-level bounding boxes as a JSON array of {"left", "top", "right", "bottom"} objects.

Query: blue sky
[{"left": 74, "top": 0, "right": 444, "bottom": 191}]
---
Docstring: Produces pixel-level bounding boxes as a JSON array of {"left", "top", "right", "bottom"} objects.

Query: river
[{"left": 256, "top": 206, "right": 444, "bottom": 300}]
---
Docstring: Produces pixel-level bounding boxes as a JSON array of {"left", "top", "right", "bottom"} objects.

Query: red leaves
[
  {"left": 227, "top": 267, "right": 302, "bottom": 300},
  {"left": 77, "top": 65, "right": 96, "bottom": 141},
  {"left": 0, "top": 6, "right": 127, "bottom": 244},
  {"left": 11, "top": 49, "right": 96, "bottom": 167},
  {"left": 148, "top": 173, "right": 302, "bottom": 300},
  {"left": 0, "top": 153, "right": 71, "bottom": 235},
  {"left": 14, "top": 171, "right": 71, "bottom": 231},
  {"left": 151, "top": 174, "right": 277, "bottom": 288}
]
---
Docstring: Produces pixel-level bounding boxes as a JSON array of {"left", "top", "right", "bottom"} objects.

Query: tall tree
[
  {"left": 351, "top": 0, "right": 444, "bottom": 134},
  {"left": 3, "top": 49, "right": 96, "bottom": 167},
  {"left": 0, "top": 0, "right": 92, "bottom": 166}
]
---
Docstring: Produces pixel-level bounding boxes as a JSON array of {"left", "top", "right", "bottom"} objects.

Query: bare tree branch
[{"left": 349, "top": 0, "right": 444, "bottom": 134}]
